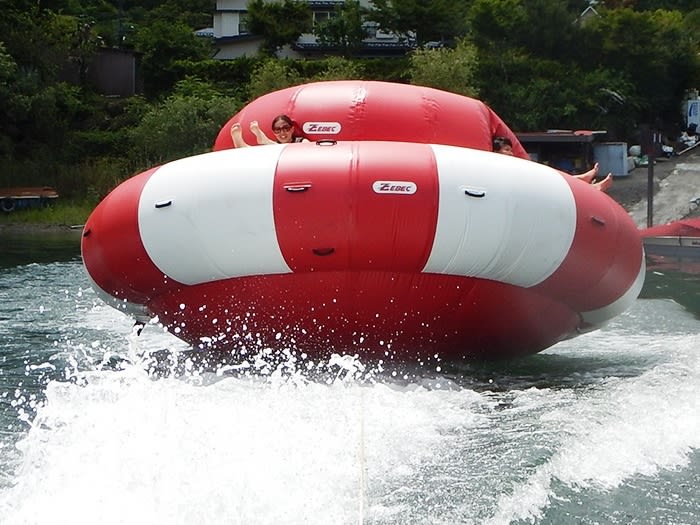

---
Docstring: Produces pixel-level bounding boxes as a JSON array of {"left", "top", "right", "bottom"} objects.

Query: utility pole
[
  {"left": 643, "top": 128, "right": 660, "bottom": 228},
  {"left": 646, "top": 150, "right": 654, "bottom": 228},
  {"left": 117, "top": 0, "right": 125, "bottom": 46}
]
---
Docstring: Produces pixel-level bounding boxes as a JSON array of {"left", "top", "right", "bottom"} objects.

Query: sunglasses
[{"left": 273, "top": 124, "right": 292, "bottom": 134}]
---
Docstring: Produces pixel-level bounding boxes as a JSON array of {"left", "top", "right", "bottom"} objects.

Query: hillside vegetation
[{"left": 1, "top": 0, "right": 699, "bottom": 220}]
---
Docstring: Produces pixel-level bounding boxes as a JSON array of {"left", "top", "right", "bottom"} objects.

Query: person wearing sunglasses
[
  {"left": 493, "top": 136, "right": 613, "bottom": 192},
  {"left": 231, "top": 114, "right": 308, "bottom": 147}
]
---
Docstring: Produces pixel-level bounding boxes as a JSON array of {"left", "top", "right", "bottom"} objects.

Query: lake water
[{"left": 0, "top": 231, "right": 698, "bottom": 524}]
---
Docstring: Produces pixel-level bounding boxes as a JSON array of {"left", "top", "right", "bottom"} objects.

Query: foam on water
[
  {"left": 486, "top": 330, "right": 700, "bottom": 525},
  {"left": 1, "top": 261, "right": 699, "bottom": 524},
  {"left": 2, "top": 327, "right": 698, "bottom": 524},
  {"left": 0, "top": 350, "right": 488, "bottom": 524}
]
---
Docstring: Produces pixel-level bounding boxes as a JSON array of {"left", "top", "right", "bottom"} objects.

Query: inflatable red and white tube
[
  {"left": 82, "top": 141, "right": 644, "bottom": 360},
  {"left": 213, "top": 80, "right": 530, "bottom": 159}
]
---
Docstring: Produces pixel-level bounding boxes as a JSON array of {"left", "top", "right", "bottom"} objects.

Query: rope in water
[{"left": 357, "top": 387, "right": 366, "bottom": 524}]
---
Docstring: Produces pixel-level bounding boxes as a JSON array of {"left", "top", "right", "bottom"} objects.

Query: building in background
[
  {"left": 210, "top": 0, "right": 412, "bottom": 59},
  {"left": 60, "top": 47, "right": 137, "bottom": 97}
]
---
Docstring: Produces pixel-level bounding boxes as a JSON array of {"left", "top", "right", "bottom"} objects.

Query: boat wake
[{"left": 1, "top": 299, "right": 698, "bottom": 524}]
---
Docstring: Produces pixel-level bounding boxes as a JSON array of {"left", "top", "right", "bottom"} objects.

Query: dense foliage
[
  {"left": 315, "top": 0, "right": 369, "bottom": 57},
  {"left": 247, "top": 0, "right": 312, "bottom": 56},
  {"left": 0, "top": 0, "right": 698, "bottom": 209}
]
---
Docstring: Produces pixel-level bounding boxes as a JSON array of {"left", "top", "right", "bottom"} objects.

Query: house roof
[{"left": 516, "top": 130, "right": 607, "bottom": 143}]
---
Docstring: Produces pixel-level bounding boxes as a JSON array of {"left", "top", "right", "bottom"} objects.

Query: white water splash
[
  {"left": 0, "top": 355, "right": 490, "bottom": 525},
  {"left": 486, "top": 333, "right": 700, "bottom": 525},
  {"left": 2, "top": 261, "right": 700, "bottom": 524}
]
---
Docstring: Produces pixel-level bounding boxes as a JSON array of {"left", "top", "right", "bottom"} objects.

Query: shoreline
[
  {"left": 0, "top": 223, "right": 84, "bottom": 234},
  {"left": 2, "top": 148, "right": 699, "bottom": 235}
]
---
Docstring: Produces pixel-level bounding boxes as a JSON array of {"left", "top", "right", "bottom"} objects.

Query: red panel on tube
[{"left": 273, "top": 141, "right": 438, "bottom": 274}]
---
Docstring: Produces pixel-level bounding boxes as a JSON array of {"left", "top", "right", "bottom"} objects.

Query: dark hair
[
  {"left": 492, "top": 136, "right": 513, "bottom": 152},
  {"left": 271, "top": 114, "right": 304, "bottom": 143},
  {"left": 271, "top": 114, "right": 294, "bottom": 129}
]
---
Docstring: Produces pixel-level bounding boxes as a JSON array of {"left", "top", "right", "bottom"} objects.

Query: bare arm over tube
[{"left": 230, "top": 123, "right": 249, "bottom": 148}]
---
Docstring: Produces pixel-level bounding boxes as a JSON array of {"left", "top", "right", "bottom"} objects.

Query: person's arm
[
  {"left": 230, "top": 123, "right": 249, "bottom": 148},
  {"left": 250, "top": 120, "right": 277, "bottom": 145}
]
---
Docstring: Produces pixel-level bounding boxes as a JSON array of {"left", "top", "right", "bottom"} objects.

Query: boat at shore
[
  {"left": 640, "top": 218, "right": 700, "bottom": 258},
  {"left": 81, "top": 81, "right": 645, "bottom": 361},
  {"left": 0, "top": 186, "right": 58, "bottom": 213}
]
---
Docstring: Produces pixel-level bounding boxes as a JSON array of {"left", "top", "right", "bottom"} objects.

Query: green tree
[
  {"left": 464, "top": 0, "right": 700, "bottom": 135},
  {"left": 616, "top": 0, "right": 698, "bottom": 11},
  {"left": 69, "top": 16, "right": 104, "bottom": 87},
  {"left": 139, "top": 0, "right": 216, "bottom": 28},
  {"left": 0, "top": 42, "right": 20, "bottom": 157},
  {"left": 683, "top": 8, "right": 700, "bottom": 86},
  {"left": 247, "top": 0, "right": 312, "bottom": 56},
  {"left": 315, "top": 0, "right": 368, "bottom": 57},
  {"left": 468, "top": 0, "right": 584, "bottom": 62},
  {"left": 61, "top": 1, "right": 120, "bottom": 46},
  {"left": 409, "top": 38, "right": 479, "bottom": 97},
  {"left": 582, "top": 8, "right": 699, "bottom": 127},
  {"left": 467, "top": 0, "right": 528, "bottom": 51},
  {"left": 132, "top": 19, "right": 212, "bottom": 96},
  {"left": 247, "top": 59, "right": 303, "bottom": 100},
  {"left": 516, "top": 0, "right": 584, "bottom": 59},
  {"left": 169, "top": 75, "right": 229, "bottom": 99},
  {"left": 0, "top": 5, "right": 98, "bottom": 161},
  {"left": 312, "top": 56, "right": 365, "bottom": 81},
  {"left": 368, "top": 0, "right": 468, "bottom": 46},
  {"left": 479, "top": 52, "right": 633, "bottom": 133},
  {"left": 128, "top": 88, "right": 242, "bottom": 167},
  {"left": 466, "top": 0, "right": 640, "bottom": 134},
  {"left": 0, "top": 5, "right": 74, "bottom": 82}
]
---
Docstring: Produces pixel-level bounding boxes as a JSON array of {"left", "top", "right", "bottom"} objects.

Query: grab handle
[
  {"left": 464, "top": 188, "right": 486, "bottom": 198},
  {"left": 284, "top": 183, "right": 312, "bottom": 193}
]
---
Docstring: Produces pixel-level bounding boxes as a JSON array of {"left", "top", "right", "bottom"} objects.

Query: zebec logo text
[
  {"left": 372, "top": 181, "right": 417, "bottom": 195},
  {"left": 302, "top": 122, "right": 342, "bottom": 134}
]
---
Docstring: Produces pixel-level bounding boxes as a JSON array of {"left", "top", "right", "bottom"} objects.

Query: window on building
[
  {"left": 312, "top": 11, "right": 337, "bottom": 27},
  {"left": 363, "top": 21, "right": 378, "bottom": 39},
  {"left": 239, "top": 13, "right": 250, "bottom": 35}
]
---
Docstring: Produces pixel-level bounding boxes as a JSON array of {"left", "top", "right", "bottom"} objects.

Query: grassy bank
[{"left": 0, "top": 201, "right": 94, "bottom": 229}]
